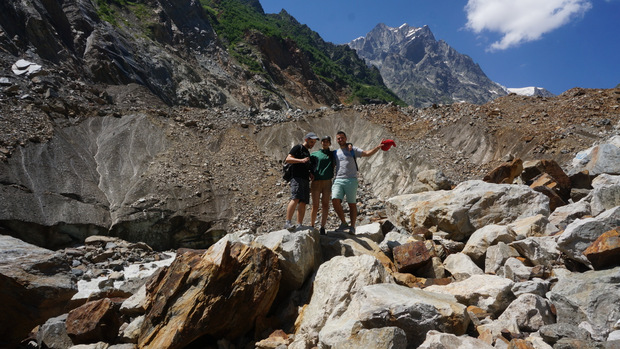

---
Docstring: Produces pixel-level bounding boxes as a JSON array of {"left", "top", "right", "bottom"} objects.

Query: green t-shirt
[{"left": 310, "top": 149, "right": 334, "bottom": 180}]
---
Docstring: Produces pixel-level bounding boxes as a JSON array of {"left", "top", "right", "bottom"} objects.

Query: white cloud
[{"left": 464, "top": 0, "right": 592, "bottom": 51}]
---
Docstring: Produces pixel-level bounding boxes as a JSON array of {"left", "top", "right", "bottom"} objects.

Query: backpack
[{"left": 282, "top": 161, "right": 292, "bottom": 182}]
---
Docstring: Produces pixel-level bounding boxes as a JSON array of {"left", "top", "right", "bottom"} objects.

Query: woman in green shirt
[{"left": 310, "top": 136, "right": 334, "bottom": 235}]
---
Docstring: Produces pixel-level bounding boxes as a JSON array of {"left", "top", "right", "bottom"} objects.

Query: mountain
[
  {"left": 348, "top": 23, "right": 507, "bottom": 107},
  {"left": 0, "top": 0, "right": 400, "bottom": 113},
  {"left": 507, "top": 86, "right": 555, "bottom": 97}
]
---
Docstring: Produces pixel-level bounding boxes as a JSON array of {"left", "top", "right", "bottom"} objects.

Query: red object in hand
[{"left": 381, "top": 139, "right": 396, "bottom": 151}]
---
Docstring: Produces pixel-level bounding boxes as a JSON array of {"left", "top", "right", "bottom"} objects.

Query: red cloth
[{"left": 381, "top": 139, "right": 396, "bottom": 151}]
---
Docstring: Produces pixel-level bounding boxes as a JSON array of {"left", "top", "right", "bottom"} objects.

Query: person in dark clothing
[
  {"left": 310, "top": 135, "right": 334, "bottom": 235},
  {"left": 284, "top": 132, "right": 319, "bottom": 230}
]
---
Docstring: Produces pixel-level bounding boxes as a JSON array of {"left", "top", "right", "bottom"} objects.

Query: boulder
[
  {"left": 0, "top": 235, "right": 77, "bottom": 348},
  {"left": 320, "top": 231, "right": 395, "bottom": 272},
  {"left": 511, "top": 278, "right": 550, "bottom": 297},
  {"left": 138, "top": 239, "right": 281, "bottom": 349},
  {"left": 417, "top": 330, "right": 494, "bottom": 349},
  {"left": 36, "top": 314, "right": 73, "bottom": 349},
  {"left": 522, "top": 159, "right": 571, "bottom": 200},
  {"left": 66, "top": 298, "right": 122, "bottom": 344},
  {"left": 556, "top": 206, "right": 620, "bottom": 268},
  {"left": 255, "top": 228, "right": 322, "bottom": 293},
  {"left": 569, "top": 140, "right": 620, "bottom": 176},
  {"left": 393, "top": 240, "right": 433, "bottom": 273},
  {"left": 499, "top": 257, "right": 532, "bottom": 282},
  {"left": 538, "top": 323, "right": 592, "bottom": 345},
  {"left": 583, "top": 228, "right": 620, "bottom": 270},
  {"left": 547, "top": 199, "right": 591, "bottom": 231},
  {"left": 462, "top": 224, "right": 516, "bottom": 265},
  {"left": 485, "top": 242, "right": 520, "bottom": 274},
  {"left": 415, "top": 169, "right": 454, "bottom": 191},
  {"left": 496, "top": 294, "right": 555, "bottom": 332},
  {"left": 320, "top": 283, "right": 469, "bottom": 348},
  {"left": 547, "top": 266, "right": 620, "bottom": 341},
  {"left": 589, "top": 183, "right": 620, "bottom": 216},
  {"left": 329, "top": 327, "right": 407, "bottom": 349},
  {"left": 443, "top": 252, "right": 484, "bottom": 281},
  {"left": 291, "top": 255, "right": 394, "bottom": 349},
  {"left": 483, "top": 158, "right": 523, "bottom": 184},
  {"left": 386, "top": 180, "right": 549, "bottom": 241},
  {"left": 351, "top": 222, "right": 384, "bottom": 243},
  {"left": 510, "top": 236, "right": 561, "bottom": 267},
  {"left": 425, "top": 274, "right": 515, "bottom": 316}
]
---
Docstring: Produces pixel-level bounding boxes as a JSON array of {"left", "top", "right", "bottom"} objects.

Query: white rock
[
  {"left": 510, "top": 236, "right": 560, "bottom": 266},
  {"left": 500, "top": 257, "right": 532, "bottom": 282},
  {"left": 443, "top": 252, "right": 484, "bottom": 281},
  {"left": 321, "top": 283, "right": 469, "bottom": 348},
  {"left": 291, "top": 255, "right": 394, "bottom": 348},
  {"left": 497, "top": 294, "right": 555, "bottom": 331},
  {"left": 485, "top": 242, "right": 520, "bottom": 274},
  {"left": 352, "top": 222, "right": 384, "bottom": 243},
  {"left": 255, "top": 228, "right": 321, "bottom": 292},
  {"left": 462, "top": 224, "right": 515, "bottom": 265},
  {"left": 386, "top": 180, "right": 549, "bottom": 241},
  {"left": 425, "top": 274, "right": 514, "bottom": 316},
  {"left": 417, "top": 330, "right": 494, "bottom": 349}
]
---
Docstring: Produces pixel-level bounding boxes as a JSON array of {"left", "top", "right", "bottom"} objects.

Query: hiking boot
[
  {"left": 284, "top": 221, "right": 295, "bottom": 231},
  {"left": 319, "top": 227, "right": 326, "bottom": 235},
  {"left": 336, "top": 222, "right": 349, "bottom": 232},
  {"left": 349, "top": 226, "right": 356, "bottom": 234}
]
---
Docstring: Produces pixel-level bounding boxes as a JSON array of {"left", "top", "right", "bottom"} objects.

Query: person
[
  {"left": 284, "top": 132, "right": 319, "bottom": 230},
  {"left": 331, "top": 131, "right": 382, "bottom": 233},
  {"left": 310, "top": 136, "right": 334, "bottom": 235}
]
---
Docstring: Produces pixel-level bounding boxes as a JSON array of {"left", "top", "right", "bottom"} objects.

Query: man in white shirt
[{"left": 331, "top": 131, "right": 382, "bottom": 233}]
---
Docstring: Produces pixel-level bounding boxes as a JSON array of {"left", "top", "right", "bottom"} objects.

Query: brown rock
[
  {"left": 531, "top": 184, "right": 566, "bottom": 212},
  {"left": 584, "top": 228, "right": 620, "bottom": 270},
  {"left": 393, "top": 241, "right": 432, "bottom": 273},
  {"left": 522, "top": 159, "right": 571, "bottom": 200},
  {"left": 138, "top": 240, "right": 281, "bottom": 349},
  {"left": 483, "top": 158, "right": 523, "bottom": 184},
  {"left": 507, "top": 338, "right": 536, "bottom": 349},
  {"left": 569, "top": 170, "right": 593, "bottom": 190},
  {"left": 66, "top": 298, "right": 122, "bottom": 344}
]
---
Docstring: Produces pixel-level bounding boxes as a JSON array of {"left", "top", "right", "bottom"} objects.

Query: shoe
[
  {"left": 284, "top": 222, "right": 295, "bottom": 231},
  {"left": 349, "top": 226, "right": 355, "bottom": 234},
  {"left": 319, "top": 227, "right": 326, "bottom": 235},
  {"left": 336, "top": 222, "right": 349, "bottom": 232}
]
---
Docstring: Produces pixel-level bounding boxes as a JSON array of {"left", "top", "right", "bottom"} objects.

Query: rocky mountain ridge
[{"left": 348, "top": 23, "right": 508, "bottom": 107}]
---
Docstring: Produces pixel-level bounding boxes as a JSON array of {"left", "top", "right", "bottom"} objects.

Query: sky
[{"left": 259, "top": 0, "right": 620, "bottom": 95}]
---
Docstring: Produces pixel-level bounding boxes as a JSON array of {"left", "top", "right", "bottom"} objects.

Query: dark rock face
[
  {"left": 349, "top": 23, "right": 507, "bottom": 107},
  {"left": 0, "top": 113, "right": 227, "bottom": 250}
]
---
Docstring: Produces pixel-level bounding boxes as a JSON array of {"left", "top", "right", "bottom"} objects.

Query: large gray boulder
[
  {"left": 568, "top": 136, "right": 620, "bottom": 176},
  {"left": 291, "top": 255, "right": 394, "bottom": 349},
  {"left": 320, "top": 283, "right": 469, "bottom": 348},
  {"left": 556, "top": 206, "right": 620, "bottom": 267},
  {"left": 386, "top": 180, "right": 549, "bottom": 241},
  {"left": 254, "top": 228, "right": 322, "bottom": 293},
  {"left": 547, "top": 266, "right": 620, "bottom": 341}
]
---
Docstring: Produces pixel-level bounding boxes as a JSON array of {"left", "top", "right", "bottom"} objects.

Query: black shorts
[{"left": 290, "top": 177, "right": 310, "bottom": 204}]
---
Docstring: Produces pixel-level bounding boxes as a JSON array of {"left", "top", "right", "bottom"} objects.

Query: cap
[
  {"left": 381, "top": 139, "right": 396, "bottom": 151},
  {"left": 321, "top": 135, "right": 331, "bottom": 142},
  {"left": 305, "top": 132, "right": 319, "bottom": 140}
]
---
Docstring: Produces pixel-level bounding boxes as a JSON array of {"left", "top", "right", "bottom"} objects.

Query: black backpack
[{"left": 282, "top": 161, "right": 292, "bottom": 182}]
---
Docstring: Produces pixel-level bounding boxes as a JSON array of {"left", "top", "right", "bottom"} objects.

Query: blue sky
[{"left": 259, "top": 0, "right": 620, "bottom": 95}]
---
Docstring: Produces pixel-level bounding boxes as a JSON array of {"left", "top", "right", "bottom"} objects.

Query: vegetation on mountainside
[{"left": 202, "top": 0, "right": 404, "bottom": 105}]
